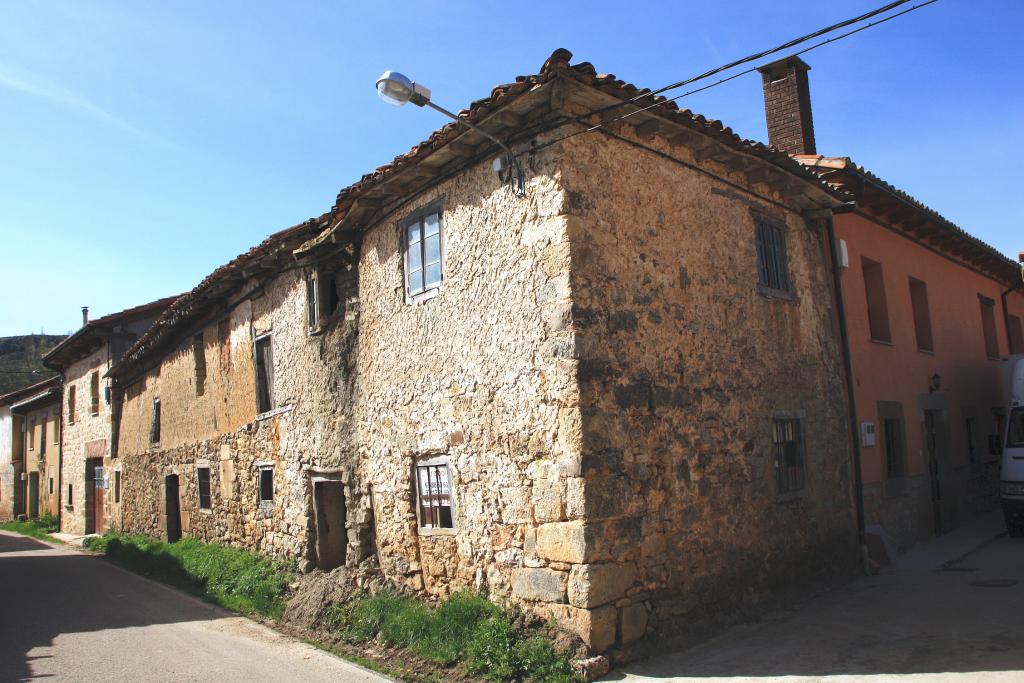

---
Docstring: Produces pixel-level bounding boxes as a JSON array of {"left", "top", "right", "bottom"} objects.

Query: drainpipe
[
  {"left": 1002, "top": 257, "right": 1023, "bottom": 354},
  {"left": 825, "top": 212, "right": 870, "bottom": 575}
]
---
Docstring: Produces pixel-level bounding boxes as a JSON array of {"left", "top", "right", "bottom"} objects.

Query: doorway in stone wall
[
  {"left": 85, "top": 458, "right": 105, "bottom": 534},
  {"left": 27, "top": 472, "right": 39, "bottom": 518},
  {"left": 165, "top": 474, "right": 181, "bottom": 543},
  {"left": 312, "top": 478, "right": 347, "bottom": 570}
]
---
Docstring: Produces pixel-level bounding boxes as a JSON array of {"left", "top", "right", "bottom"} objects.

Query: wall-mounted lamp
[
  {"left": 375, "top": 70, "right": 526, "bottom": 197},
  {"left": 929, "top": 372, "right": 942, "bottom": 393}
]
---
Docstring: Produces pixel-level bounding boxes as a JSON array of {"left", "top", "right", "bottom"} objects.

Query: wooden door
[
  {"left": 86, "top": 459, "right": 105, "bottom": 534},
  {"left": 165, "top": 475, "right": 181, "bottom": 543},
  {"left": 313, "top": 480, "right": 347, "bottom": 570},
  {"left": 28, "top": 473, "right": 39, "bottom": 518}
]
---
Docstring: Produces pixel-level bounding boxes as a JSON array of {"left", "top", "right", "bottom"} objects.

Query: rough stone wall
[
  {"left": 60, "top": 346, "right": 113, "bottom": 534},
  {"left": 353, "top": 147, "right": 583, "bottom": 608},
  {"left": 0, "top": 409, "right": 13, "bottom": 521},
  {"left": 554, "top": 126, "right": 858, "bottom": 653},
  {"left": 119, "top": 268, "right": 365, "bottom": 564},
  {"left": 22, "top": 401, "right": 61, "bottom": 518}
]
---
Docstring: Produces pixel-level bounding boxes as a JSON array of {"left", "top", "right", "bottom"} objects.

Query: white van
[{"left": 1000, "top": 355, "right": 1024, "bottom": 535}]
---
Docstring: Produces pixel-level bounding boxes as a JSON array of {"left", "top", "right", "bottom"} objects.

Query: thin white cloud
[{"left": 0, "top": 64, "right": 141, "bottom": 135}]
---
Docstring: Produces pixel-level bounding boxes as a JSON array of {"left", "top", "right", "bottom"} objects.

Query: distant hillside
[{"left": 0, "top": 335, "right": 65, "bottom": 395}]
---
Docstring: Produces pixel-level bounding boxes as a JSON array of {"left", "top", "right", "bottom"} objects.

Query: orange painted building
[{"left": 759, "top": 57, "right": 1024, "bottom": 556}]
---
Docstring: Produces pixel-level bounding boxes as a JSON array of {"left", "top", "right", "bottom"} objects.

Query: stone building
[
  {"left": 756, "top": 56, "right": 1024, "bottom": 558},
  {"left": 0, "top": 377, "right": 62, "bottom": 520},
  {"left": 109, "top": 49, "right": 859, "bottom": 653},
  {"left": 42, "top": 298, "right": 176, "bottom": 535}
]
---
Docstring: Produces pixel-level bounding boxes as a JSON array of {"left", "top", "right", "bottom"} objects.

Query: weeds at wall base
[
  {"left": 0, "top": 514, "right": 62, "bottom": 543},
  {"left": 83, "top": 532, "right": 293, "bottom": 619}
]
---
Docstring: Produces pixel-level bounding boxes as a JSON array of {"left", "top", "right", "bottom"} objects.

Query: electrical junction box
[{"left": 861, "top": 421, "right": 876, "bottom": 448}]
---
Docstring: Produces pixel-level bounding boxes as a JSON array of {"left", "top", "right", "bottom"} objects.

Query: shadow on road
[{"left": 0, "top": 533, "right": 222, "bottom": 682}]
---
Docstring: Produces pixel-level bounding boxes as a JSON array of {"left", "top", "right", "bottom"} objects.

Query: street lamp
[{"left": 375, "top": 70, "right": 526, "bottom": 197}]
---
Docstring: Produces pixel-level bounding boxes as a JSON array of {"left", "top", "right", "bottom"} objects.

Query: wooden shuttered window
[
  {"left": 255, "top": 335, "right": 275, "bottom": 414},
  {"left": 755, "top": 220, "right": 790, "bottom": 294}
]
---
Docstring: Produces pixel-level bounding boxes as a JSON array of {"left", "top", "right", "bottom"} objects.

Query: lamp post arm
[{"left": 424, "top": 101, "right": 526, "bottom": 197}]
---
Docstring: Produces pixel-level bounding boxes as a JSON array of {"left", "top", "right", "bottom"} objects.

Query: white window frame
[{"left": 402, "top": 200, "right": 445, "bottom": 302}]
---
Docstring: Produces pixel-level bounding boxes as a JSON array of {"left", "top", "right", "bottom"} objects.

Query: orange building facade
[
  {"left": 823, "top": 161, "right": 1023, "bottom": 553},
  {"left": 760, "top": 57, "right": 1024, "bottom": 556}
]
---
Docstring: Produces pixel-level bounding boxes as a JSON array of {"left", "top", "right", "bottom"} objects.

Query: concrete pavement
[
  {"left": 604, "top": 511, "right": 1024, "bottom": 682},
  {"left": 0, "top": 531, "right": 387, "bottom": 682}
]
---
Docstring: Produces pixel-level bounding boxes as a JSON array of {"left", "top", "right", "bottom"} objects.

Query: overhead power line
[{"left": 522, "top": 0, "right": 940, "bottom": 153}]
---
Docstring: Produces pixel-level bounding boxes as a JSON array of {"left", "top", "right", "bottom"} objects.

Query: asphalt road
[
  {"left": 605, "top": 520, "right": 1024, "bottom": 682},
  {"left": 0, "top": 531, "right": 387, "bottom": 683}
]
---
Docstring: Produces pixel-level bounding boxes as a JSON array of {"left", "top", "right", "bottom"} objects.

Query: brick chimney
[{"left": 757, "top": 56, "right": 816, "bottom": 155}]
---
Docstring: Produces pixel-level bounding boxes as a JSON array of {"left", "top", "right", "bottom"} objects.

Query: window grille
[
  {"left": 416, "top": 461, "right": 454, "bottom": 529},
  {"left": 772, "top": 418, "right": 805, "bottom": 494},
  {"left": 755, "top": 221, "right": 790, "bottom": 293}
]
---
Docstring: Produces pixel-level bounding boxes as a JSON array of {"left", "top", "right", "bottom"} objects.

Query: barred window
[
  {"left": 415, "top": 458, "right": 454, "bottom": 529},
  {"left": 755, "top": 220, "right": 790, "bottom": 293},
  {"left": 197, "top": 467, "right": 212, "bottom": 509},
  {"left": 772, "top": 418, "right": 805, "bottom": 495},
  {"left": 883, "top": 417, "right": 906, "bottom": 478}
]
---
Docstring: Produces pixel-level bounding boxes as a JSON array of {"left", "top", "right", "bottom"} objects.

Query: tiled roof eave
[
  {"left": 795, "top": 156, "right": 1022, "bottom": 288},
  {"left": 303, "top": 49, "right": 845, "bottom": 253}
]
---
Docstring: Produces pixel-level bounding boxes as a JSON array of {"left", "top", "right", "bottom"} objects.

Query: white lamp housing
[{"left": 376, "top": 71, "right": 431, "bottom": 107}]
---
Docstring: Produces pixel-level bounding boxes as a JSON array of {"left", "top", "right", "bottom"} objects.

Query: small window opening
[
  {"left": 68, "top": 385, "right": 76, "bottom": 424},
  {"left": 772, "top": 418, "right": 805, "bottom": 494},
  {"left": 1010, "top": 314, "right": 1024, "bottom": 355},
  {"left": 980, "top": 295, "right": 999, "bottom": 359},
  {"left": 909, "top": 277, "right": 934, "bottom": 352},
  {"left": 150, "top": 398, "right": 161, "bottom": 445},
  {"left": 49, "top": 477, "right": 53, "bottom": 495},
  {"left": 90, "top": 371, "right": 100, "bottom": 415},
  {"left": 863, "top": 258, "right": 892, "bottom": 343},
  {"left": 404, "top": 206, "right": 443, "bottom": 298},
  {"left": 255, "top": 335, "right": 275, "bottom": 413},
  {"left": 883, "top": 417, "right": 906, "bottom": 478},
  {"left": 114, "top": 471, "right": 122, "bottom": 504},
  {"left": 416, "top": 459, "right": 454, "bottom": 529},
  {"left": 258, "top": 466, "right": 274, "bottom": 503},
  {"left": 197, "top": 467, "right": 212, "bottom": 509},
  {"left": 754, "top": 220, "right": 790, "bottom": 293},
  {"left": 193, "top": 334, "right": 206, "bottom": 397},
  {"left": 67, "top": 484, "right": 73, "bottom": 507}
]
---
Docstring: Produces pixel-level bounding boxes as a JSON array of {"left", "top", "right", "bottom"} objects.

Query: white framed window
[
  {"left": 403, "top": 202, "right": 444, "bottom": 299},
  {"left": 415, "top": 456, "right": 454, "bottom": 530}
]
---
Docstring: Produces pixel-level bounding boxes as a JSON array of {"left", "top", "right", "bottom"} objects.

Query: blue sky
[{"left": 0, "top": 1, "right": 1021, "bottom": 336}]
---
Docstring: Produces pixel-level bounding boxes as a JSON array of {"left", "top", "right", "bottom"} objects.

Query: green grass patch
[
  {"left": 0, "top": 514, "right": 62, "bottom": 542},
  {"left": 83, "top": 532, "right": 293, "bottom": 618},
  {"left": 328, "top": 590, "right": 578, "bottom": 683}
]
